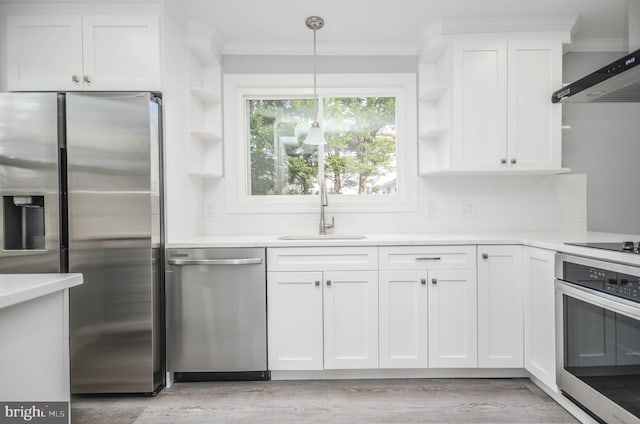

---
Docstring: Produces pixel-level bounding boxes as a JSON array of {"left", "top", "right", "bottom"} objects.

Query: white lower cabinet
[
  {"left": 477, "top": 245, "right": 524, "bottom": 368},
  {"left": 267, "top": 247, "right": 378, "bottom": 371},
  {"left": 378, "top": 246, "right": 477, "bottom": 369},
  {"left": 267, "top": 271, "right": 323, "bottom": 370},
  {"left": 378, "top": 270, "right": 428, "bottom": 368},
  {"left": 323, "top": 270, "right": 379, "bottom": 369},
  {"left": 523, "top": 246, "right": 557, "bottom": 390},
  {"left": 428, "top": 269, "right": 478, "bottom": 368}
]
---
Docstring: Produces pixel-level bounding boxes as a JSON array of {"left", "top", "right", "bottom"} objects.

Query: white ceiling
[{"left": 177, "top": 0, "right": 629, "bottom": 55}]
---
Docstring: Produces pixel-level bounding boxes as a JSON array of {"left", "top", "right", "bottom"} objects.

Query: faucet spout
[{"left": 319, "top": 180, "right": 334, "bottom": 235}]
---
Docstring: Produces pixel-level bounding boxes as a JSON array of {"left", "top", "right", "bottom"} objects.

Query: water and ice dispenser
[{"left": 3, "top": 195, "right": 46, "bottom": 250}]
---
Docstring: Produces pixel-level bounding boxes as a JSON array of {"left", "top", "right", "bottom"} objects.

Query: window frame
[{"left": 223, "top": 73, "right": 417, "bottom": 214}]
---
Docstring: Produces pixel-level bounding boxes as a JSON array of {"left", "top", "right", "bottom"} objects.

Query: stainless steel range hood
[{"left": 552, "top": 2, "right": 640, "bottom": 103}]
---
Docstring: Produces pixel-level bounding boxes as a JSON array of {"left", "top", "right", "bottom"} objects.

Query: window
[
  {"left": 224, "top": 74, "right": 417, "bottom": 213},
  {"left": 248, "top": 96, "right": 397, "bottom": 196}
]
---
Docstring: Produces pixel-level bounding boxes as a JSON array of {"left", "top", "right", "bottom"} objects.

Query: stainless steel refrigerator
[{"left": 0, "top": 92, "right": 164, "bottom": 395}]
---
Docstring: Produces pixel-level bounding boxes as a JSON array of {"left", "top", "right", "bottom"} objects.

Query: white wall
[
  {"left": 161, "top": 0, "right": 205, "bottom": 241},
  {"left": 198, "top": 54, "right": 586, "bottom": 237},
  {"left": 562, "top": 52, "right": 640, "bottom": 234}
]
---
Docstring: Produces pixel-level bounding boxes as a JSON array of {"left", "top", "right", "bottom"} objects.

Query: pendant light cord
[{"left": 313, "top": 26, "right": 318, "bottom": 121}]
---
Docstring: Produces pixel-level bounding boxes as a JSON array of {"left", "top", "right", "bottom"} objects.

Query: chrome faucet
[{"left": 319, "top": 180, "right": 334, "bottom": 235}]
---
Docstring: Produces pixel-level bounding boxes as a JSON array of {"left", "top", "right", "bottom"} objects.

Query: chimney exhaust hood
[
  {"left": 551, "top": 48, "right": 640, "bottom": 103},
  {"left": 552, "top": 2, "right": 640, "bottom": 103}
]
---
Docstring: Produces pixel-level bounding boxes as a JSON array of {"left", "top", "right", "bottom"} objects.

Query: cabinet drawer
[
  {"left": 379, "top": 245, "right": 476, "bottom": 270},
  {"left": 267, "top": 247, "right": 378, "bottom": 272}
]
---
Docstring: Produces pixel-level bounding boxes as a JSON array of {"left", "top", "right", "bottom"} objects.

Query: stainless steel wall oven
[{"left": 556, "top": 253, "right": 640, "bottom": 424}]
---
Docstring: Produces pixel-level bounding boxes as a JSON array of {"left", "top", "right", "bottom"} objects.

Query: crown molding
[
  {"left": 421, "top": 15, "right": 580, "bottom": 45},
  {"left": 564, "top": 37, "right": 628, "bottom": 53}
]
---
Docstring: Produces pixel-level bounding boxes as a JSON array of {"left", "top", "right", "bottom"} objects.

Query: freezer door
[
  {"left": 0, "top": 93, "right": 60, "bottom": 273},
  {"left": 66, "top": 92, "right": 161, "bottom": 394}
]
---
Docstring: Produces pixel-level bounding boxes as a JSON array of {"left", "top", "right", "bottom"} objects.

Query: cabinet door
[
  {"left": 324, "top": 270, "right": 378, "bottom": 369},
  {"left": 7, "top": 15, "right": 84, "bottom": 91},
  {"left": 379, "top": 270, "right": 428, "bottom": 369},
  {"left": 267, "top": 271, "right": 323, "bottom": 370},
  {"left": 477, "top": 245, "right": 523, "bottom": 368},
  {"left": 452, "top": 41, "right": 508, "bottom": 171},
  {"left": 507, "top": 41, "right": 562, "bottom": 170},
  {"left": 523, "top": 247, "right": 557, "bottom": 389},
  {"left": 428, "top": 269, "right": 477, "bottom": 368},
  {"left": 82, "top": 15, "right": 161, "bottom": 91}
]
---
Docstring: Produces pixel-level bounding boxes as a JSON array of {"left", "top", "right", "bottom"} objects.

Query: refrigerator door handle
[{"left": 168, "top": 258, "right": 263, "bottom": 266}]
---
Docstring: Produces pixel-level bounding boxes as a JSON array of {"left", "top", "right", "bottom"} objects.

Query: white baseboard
[
  {"left": 528, "top": 373, "right": 600, "bottom": 424},
  {"left": 271, "top": 368, "right": 528, "bottom": 380}
]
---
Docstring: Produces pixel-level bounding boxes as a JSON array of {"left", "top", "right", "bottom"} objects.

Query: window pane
[
  {"left": 323, "top": 97, "right": 397, "bottom": 195},
  {"left": 248, "top": 99, "right": 317, "bottom": 195}
]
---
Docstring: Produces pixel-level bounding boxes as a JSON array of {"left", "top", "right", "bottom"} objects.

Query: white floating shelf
[
  {"left": 190, "top": 130, "right": 222, "bottom": 142},
  {"left": 420, "top": 128, "right": 449, "bottom": 140},
  {"left": 187, "top": 34, "right": 221, "bottom": 65},
  {"left": 419, "top": 40, "right": 448, "bottom": 64},
  {"left": 421, "top": 86, "right": 448, "bottom": 102},
  {"left": 189, "top": 86, "right": 221, "bottom": 104}
]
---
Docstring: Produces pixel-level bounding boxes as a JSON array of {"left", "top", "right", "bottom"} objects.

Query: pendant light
[{"left": 303, "top": 16, "right": 326, "bottom": 145}]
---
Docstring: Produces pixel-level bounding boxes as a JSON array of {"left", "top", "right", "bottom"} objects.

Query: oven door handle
[{"left": 555, "top": 279, "right": 640, "bottom": 319}]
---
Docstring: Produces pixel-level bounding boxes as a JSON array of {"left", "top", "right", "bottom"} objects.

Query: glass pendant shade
[{"left": 304, "top": 121, "right": 326, "bottom": 145}]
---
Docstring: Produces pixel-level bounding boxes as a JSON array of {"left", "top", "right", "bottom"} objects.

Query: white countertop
[
  {"left": 167, "top": 231, "right": 640, "bottom": 266},
  {"left": 0, "top": 273, "right": 83, "bottom": 310}
]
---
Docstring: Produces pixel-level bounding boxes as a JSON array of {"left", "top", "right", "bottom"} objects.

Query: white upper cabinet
[
  {"left": 418, "top": 17, "right": 575, "bottom": 175},
  {"left": 7, "top": 16, "right": 83, "bottom": 91},
  {"left": 506, "top": 41, "right": 562, "bottom": 171},
  {"left": 7, "top": 15, "right": 161, "bottom": 91},
  {"left": 452, "top": 41, "right": 508, "bottom": 171}
]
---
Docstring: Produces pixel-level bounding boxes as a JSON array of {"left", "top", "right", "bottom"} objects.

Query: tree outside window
[{"left": 248, "top": 96, "right": 396, "bottom": 196}]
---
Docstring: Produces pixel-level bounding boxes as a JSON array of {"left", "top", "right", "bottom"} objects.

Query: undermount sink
[{"left": 277, "top": 234, "right": 367, "bottom": 241}]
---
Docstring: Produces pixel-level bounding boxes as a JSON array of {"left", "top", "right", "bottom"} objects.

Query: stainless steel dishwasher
[{"left": 166, "top": 247, "right": 268, "bottom": 381}]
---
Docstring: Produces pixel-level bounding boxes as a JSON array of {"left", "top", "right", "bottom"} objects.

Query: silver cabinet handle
[
  {"left": 511, "top": 158, "right": 517, "bottom": 165},
  {"left": 72, "top": 75, "right": 80, "bottom": 83},
  {"left": 83, "top": 75, "right": 92, "bottom": 84},
  {"left": 416, "top": 257, "right": 441, "bottom": 261},
  {"left": 315, "top": 280, "right": 320, "bottom": 287},
  {"left": 167, "top": 258, "right": 263, "bottom": 266},
  {"left": 482, "top": 253, "right": 488, "bottom": 259},
  {"left": 431, "top": 278, "right": 438, "bottom": 284},
  {"left": 500, "top": 158, "right": 507, "bottom": 164},
  {"left": 420, "top": 278, "right": 426, "bottom": 285},
  {"left": 326, "top": 280, "right": 332, "bottom": 286}
]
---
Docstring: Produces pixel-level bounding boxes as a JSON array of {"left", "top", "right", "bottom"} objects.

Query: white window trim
[{"left": 223, "top": 73, "right": 417, "bottom": 214}]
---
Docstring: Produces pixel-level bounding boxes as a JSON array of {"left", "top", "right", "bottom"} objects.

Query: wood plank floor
[{"left": 71, "top": 378, "right": 580, "bottom": 424}]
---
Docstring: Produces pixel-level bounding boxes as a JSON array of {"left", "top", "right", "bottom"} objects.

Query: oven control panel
[{"left": 563, "top": 262, "right": 640, "bottom": 303}]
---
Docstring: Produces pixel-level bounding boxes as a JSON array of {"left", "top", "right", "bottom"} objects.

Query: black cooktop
[{"left": 566, "top": 241, "right": 640, "bottom": 254}]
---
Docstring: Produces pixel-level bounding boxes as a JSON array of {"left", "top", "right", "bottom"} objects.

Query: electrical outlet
[
  {"left": 461, "top": 201, "right": 476, "bottom": 217},
  {"left": 426, "top": 201, "right": 438, "bottom": 217}
]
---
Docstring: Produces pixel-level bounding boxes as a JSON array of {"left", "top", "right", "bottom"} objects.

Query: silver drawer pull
[
  {"left": 416, "top": 257, "right": 441, "bottom": 261},
  {"left": 431, "top": 278, "right": 438, "bottom": 285},
  {"left": 420, "top": 278, "right": 426, "bottom": 285},
  {"left": 168, "top": 258, "right": 263, "bottom": 266}
]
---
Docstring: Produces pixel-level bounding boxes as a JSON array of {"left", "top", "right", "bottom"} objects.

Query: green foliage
[
  {"left": 324, "top": 97, "right": 396, "bottom": 194},
  {"left": 248, "top": 96, "right": 396, "bottom": 196}
]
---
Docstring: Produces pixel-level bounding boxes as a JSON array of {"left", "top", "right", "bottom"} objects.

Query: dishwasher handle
[{"left": 167, "top": 257, "right": 263, "bottom": 266}]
